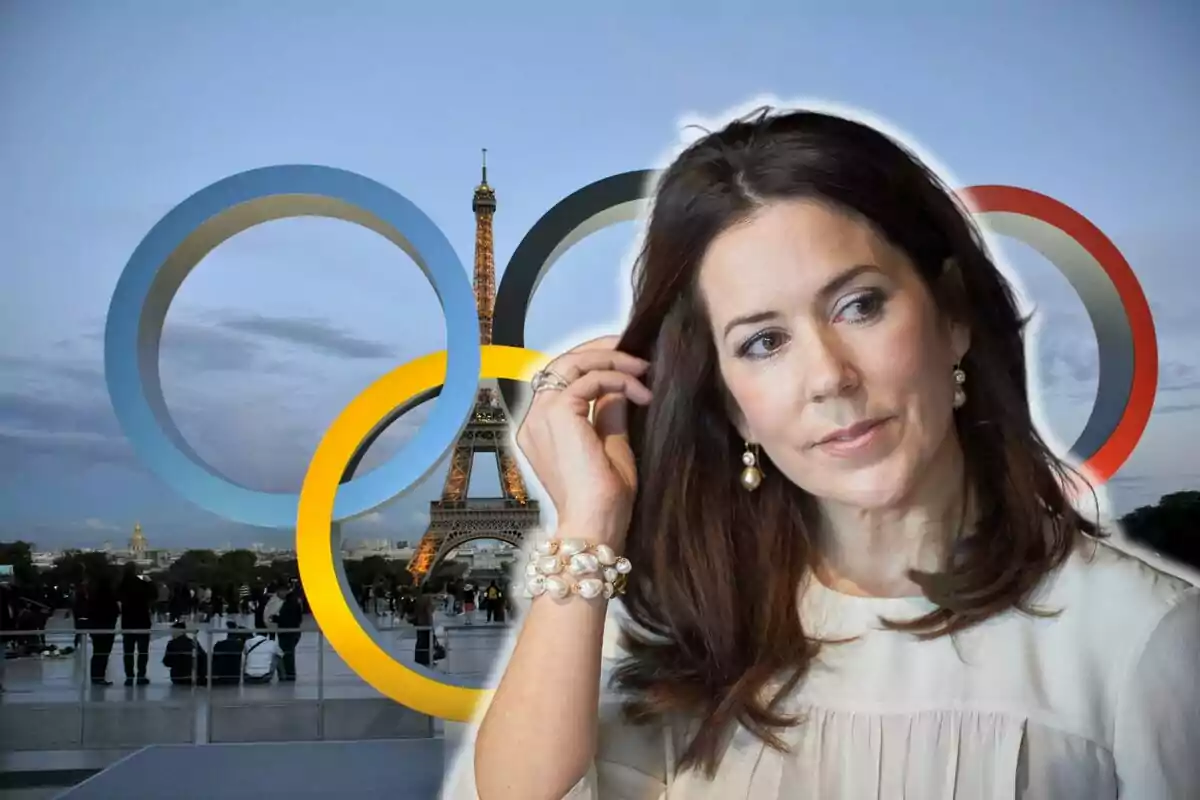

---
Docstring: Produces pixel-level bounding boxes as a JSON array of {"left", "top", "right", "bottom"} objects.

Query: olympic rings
[
  {"left": 103, "top": 165, "right": 481, "bottom": 528},
  {"left": 297, "top": 345, "right": 548, "bottom": 721},
  {"left": 107, "top": 163, "right": 1157, "bottom": 721}
]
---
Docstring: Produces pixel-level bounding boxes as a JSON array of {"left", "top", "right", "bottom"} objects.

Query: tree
[
  {"left": 0, "top": 541, "right": 38, "bottom": 587},
  {"left": 430, "top": 560, "right": 469, "bottom": 585},
  {"left": 217, "top": 550, "right": 257, "bottom": 586},
  {"left": 46, "top": 551, "right": 117, "bottom": 588},
  {"left": 166, "top": 549, "right": 219, "bottom": 586},
  {"left": 1120, "top": 490, "right": 1200, "bottom": 571},
  {"left": 343, "top": 555, "right": 413, "bottom": 591}
]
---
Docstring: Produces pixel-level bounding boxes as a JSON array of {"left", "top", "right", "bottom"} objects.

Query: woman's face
[{"left": 698, "top": 199, "right": 969, "bottom": 510}]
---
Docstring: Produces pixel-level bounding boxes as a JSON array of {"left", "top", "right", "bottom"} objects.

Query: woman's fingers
[
  {"left": 592, "top": 392, "right": 629, "bottom": 441},
  {"left": 560, "top": 369, "right": 652, "bottom": 406},
  {"left": 565, "top": 334, "right": 621, "bottom": 354},
  {"left": 539, "top": 348, "right": 649, "bottom": 385}
]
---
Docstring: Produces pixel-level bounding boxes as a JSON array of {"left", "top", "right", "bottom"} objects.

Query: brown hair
[{"left": 610, "top": 107, "right": 1098, "bottom": 777}]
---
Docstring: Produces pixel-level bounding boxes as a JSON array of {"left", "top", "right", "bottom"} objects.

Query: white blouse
[{"left": 445, "top": 539, "right": 1200, "bottom": 799}]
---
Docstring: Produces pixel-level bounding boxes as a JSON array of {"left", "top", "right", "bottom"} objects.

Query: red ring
[{"left": 959, "top": 185, "right": 1157, "bottom": 484}]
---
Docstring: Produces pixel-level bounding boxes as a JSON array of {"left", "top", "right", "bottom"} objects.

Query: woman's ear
[
  {"left": 938, "top": 257, "right": 971, "bottom": 363},
  {"left": 950, "top": 320, "right": 971, "bottom": 365},
  {"left": 722, "top": 386, "right": 752, "bottom": 442}
]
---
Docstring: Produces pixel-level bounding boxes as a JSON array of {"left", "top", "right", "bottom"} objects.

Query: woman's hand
[{"left": 515, "top": 335, "right": 652, "bottom": 548}]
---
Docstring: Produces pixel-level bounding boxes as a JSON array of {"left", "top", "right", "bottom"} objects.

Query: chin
[{"left": 793, "top": 457, "right": 923, "bottom": 511}]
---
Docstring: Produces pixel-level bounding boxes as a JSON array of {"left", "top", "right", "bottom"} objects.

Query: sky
[{"left": 1, "top": 1, "right": 1197, "bottom": 550}]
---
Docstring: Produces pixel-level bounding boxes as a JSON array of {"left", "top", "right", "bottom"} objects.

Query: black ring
[{"left": 493, "top": 169, "right": 658, "bottom": 415}]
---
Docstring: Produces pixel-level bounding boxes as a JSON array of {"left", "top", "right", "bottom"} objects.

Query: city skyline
[{"left": 2, "top": 3, "right": 1198, "bottom": 549}]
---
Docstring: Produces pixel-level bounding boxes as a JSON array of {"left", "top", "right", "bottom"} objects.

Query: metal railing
[{"left": 0, "top": 618, "right": 508, "bottom": 752}]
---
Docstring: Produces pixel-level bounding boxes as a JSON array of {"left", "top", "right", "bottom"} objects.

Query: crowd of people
[
  {"left": 356, "top": 577, "right": 516, "bottom": 626},
  {"left": 52, "top": 563, "right": 308, "bottom": 687},
  {"left": 3, "top": 564, "right": 519, "bottom": 691}
]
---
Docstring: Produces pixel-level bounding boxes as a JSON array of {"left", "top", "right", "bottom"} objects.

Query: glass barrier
[{"left": 0, "top": 615, "right": 509, "bottom": 752}]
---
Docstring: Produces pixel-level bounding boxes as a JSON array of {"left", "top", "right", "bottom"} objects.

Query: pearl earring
[
  {"left": 952, "top": 365, "right": 967, "bottom": 409},
  {"left": 740, "top": 442, "right": 763, "bottom": 492}
]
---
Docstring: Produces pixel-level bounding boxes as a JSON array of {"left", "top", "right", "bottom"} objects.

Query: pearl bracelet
[{"left": 523, "top": 537, "right": 632, "bottom": 601}]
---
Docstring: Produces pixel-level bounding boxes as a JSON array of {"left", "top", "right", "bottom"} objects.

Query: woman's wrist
[
  {"left": 524, "top": 527, "right": 633, "bottom": 601},
  {"left": 554, "top": 519, "right": 629, "bottom": 553}
]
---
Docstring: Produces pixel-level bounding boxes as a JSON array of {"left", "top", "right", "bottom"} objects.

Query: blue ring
[{"left": 103, "top": 165, "right": 481, "bottom": 528}]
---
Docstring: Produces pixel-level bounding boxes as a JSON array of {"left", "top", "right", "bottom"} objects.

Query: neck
[{"left": 813, "top": 431, "right": 970, "bottom": 598}]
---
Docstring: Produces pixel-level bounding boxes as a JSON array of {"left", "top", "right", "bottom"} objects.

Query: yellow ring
[{"left": 296, "top": 344, "right": 549, "bottom": 721}]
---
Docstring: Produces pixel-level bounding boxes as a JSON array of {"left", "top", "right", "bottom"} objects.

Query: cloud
[
  {"left": 1028, "top": 307, "right": 1200, "bottom": 401},
  {"left": 1157, "top": 365, "right": 1200, "bottom": 393},
  {"left": 1032, "top": 336, "right": 1097, "bottom": 394},
  {"left": 1153, "top": 400, "right": 1200, "bottom": 415},
  {"left": 0, "top": 333, "right": 436, "bottom": 496},
  {"left": 160, "top": 323, "right": 269, "bottom": 372},
  {"left": 0, "top": 357, "right": 137, "bottom": 472},
  {"left": 214, "top": 313, "right": 396, "bottom": 360},
  {"left": 0, "top": 391, "right": 121, "bottom": 439},
  {"left": 84, "top": 518, "right": 121, "bottom": 531},
  {"left": 74, "top": 320, "right": 272, "bottom": 374},
  {"left": 0, "top": 428, "right": 135, "bottom": 469},
  {"left": 0, "top": 355, "right": 105, "bottom": 390}
]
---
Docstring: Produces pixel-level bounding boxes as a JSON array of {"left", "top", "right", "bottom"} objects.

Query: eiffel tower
[{"left": 407, "top": 150, "right": 541, "bottom": 583}]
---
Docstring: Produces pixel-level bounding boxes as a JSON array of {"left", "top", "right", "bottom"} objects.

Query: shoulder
[
  {"left": 1033, "top": 535, "right": 1199, "bottom": 715},
  {"left": 1043, "top": 535, "right": 1198, "bottom": 625},
  {"left": 1088, "top": 542, "right": 1200, "bottom": 790}
]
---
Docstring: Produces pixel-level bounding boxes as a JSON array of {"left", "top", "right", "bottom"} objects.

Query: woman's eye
[
  {"left": 738, "top": 330, "right": 789, "bottom": 359},
  {"left": 833, "top": 289, "right": 886, "bottom": 324}
]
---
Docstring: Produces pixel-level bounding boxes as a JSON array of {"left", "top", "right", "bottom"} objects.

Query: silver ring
[{"left": 531, "top": 368, "right": 570, "bottom": 393}]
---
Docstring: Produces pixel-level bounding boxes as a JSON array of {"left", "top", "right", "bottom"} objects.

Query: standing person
[
  {"left": 0, "top": 583, "right": 12, "bottom": 692},
  {"left": 484, "top": 581, "right": 501, "bottom": 623},
  {"left": 70, "top": 581, "right": 89, "bottom": 648},
  {"left": 455, "top": 108, "right": 1200, "bottom": 799},
  {"left": 274, "top": 586, "right": 303, "bottom": 682},
  {"left": 263, "top": 585, "right": 284, "bottom": 642},
  {"left": 198, "top": 586, "right": 212, "bottom": 622},
  {"left": 412, "top": 584, "right": 436, "bottom": 667},
  {"left": 460, "top": 584, "right": 476, "bottom": 625},
  {"left": 155, "top": 581, "right": 169, "bottom": 623},
  {"left": 210, "top": 589, "right": 225, "bottom": 626},
  {"left": 399, "top": 589, "right": 416, "bottom": 626},
  {"left": 117, "top": 563, "right": 154, "bottom": 686},
  {"left": 252, "top": 585, "right": 267, "bottom": 633},
  {"left": 168, "top": 583, "right": 188, "bottom": 624},
  {"left": 84, "top": 576, "right": 119, "bottom": 686},
  {"left": 491, "top": 582, "right": 507, "bottom": 624}
]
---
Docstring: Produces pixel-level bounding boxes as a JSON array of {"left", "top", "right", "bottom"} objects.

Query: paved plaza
[{"left": 57, "top": 740, "right": 450, "bottom": 799}]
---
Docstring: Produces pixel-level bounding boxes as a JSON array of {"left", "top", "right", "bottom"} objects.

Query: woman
[{"left": 456, "top": 108, "right": 1200, "bottom": 799}]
